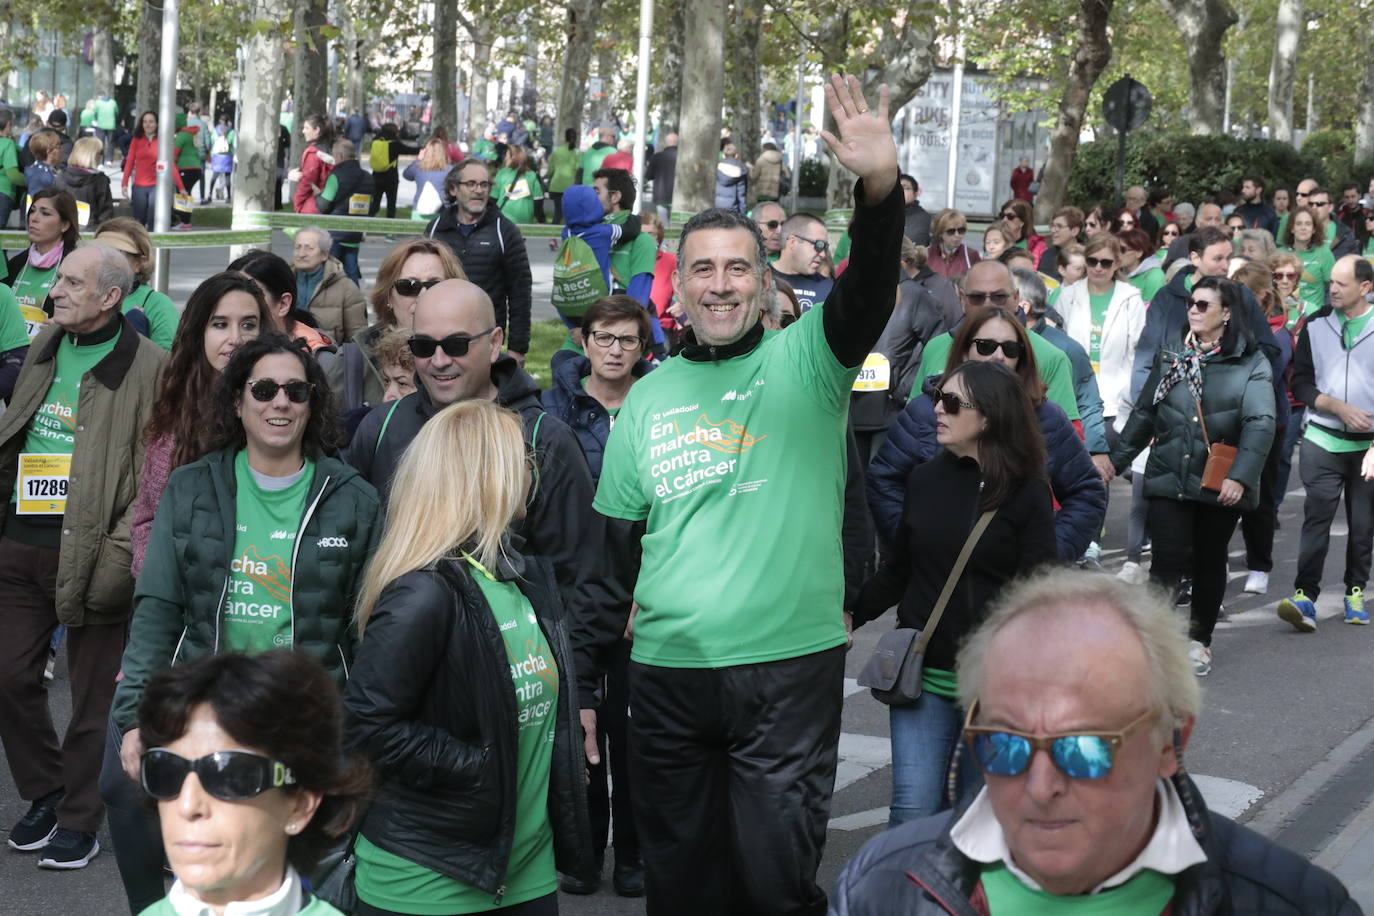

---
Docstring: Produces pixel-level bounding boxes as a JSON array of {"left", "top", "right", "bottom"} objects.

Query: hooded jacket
[
  {"left": 425, "top": 202, "right": 533, "bottom": 354},
  {"left": 559, "top": 185, "right": 619, "bottom": 292},
  {"left": 751, "top": 147, "right": 789, "bottom": 201},
  {"left": 54, "top": 165, "right": 113, "bottom": 229},
  {"left": 111, "top": 447, "right": 382, "bottom": 733},
  {"left": 714, "top": 156, "right": 749, "bottom": 212},
  {"left": 293, "top": 142, "right": 335, "bottom": 214},
  {"left": 540, "top": 348, "right": 652, "bottom": 481},
  {"left": 1056, "top": 278, "right": 1146, "bottom": 420}
]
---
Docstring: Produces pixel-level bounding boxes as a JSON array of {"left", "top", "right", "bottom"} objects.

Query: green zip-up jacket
[{"left": 112, "top": 446, "right": 382, "bottom": 733}]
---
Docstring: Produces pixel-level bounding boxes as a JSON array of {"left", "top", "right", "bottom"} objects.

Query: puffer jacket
[
  {"left": 0, "top": 316, "right": 165, "bottom": 626},
  {"left": 715, "top": 156, "right": 748, "bottom": 212},
  {"left": 867, "top": 377, "right": 1106, "bottom": 561},
  {"left": 1056, "top": 278, "right": 1146, "bottom": 421},
  {"left": 111, "top": 447, "right": 382, "bottom": 732},
  {"left": 342, "top": 553, "right": 594, "bottom": 892},
  {"left": 53, "top": 165, "right": 114, "bottom": 229},
  {"left": 425, "top": 201, "right": 533, "bottom": 354},
  {"left": 1112, "top": 328, "right": 1276, "bottom": 512},
  {"left": 751, "top": 147, "right": 788, "bottom": 201},
  {"left": 301, "top": 257, "right": 368, "bottom": 344},
  {"left": 540, "top": 348, "right": 652, "bottom": 481},
  {"left": 830, "top": 774, "right": 1359, "bottom": 916}
]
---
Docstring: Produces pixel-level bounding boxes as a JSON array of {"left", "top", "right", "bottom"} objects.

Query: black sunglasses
[
  {"left": 760, "top": 220, "right": 783, "bottom": 231},
  {"left": 141, "top": 749, "right": 297, "bottom": 802},
  {"left": 409, "top": 327, "right": 497, "bottom": 359},
  {"left": 394, "top": 277, "right": 443, "bottom": 297},
  {"left": 944, "top": 226, "right": 967, "bottom": 235},
  {"left": 1000, "top": 211, "right": 1021, "bottom": 220},
  {"left": 934, "top": 388, "right": 977, "bottom": 415},
  {"left": 972, "top": 337, "right": 1023, "bottom": 359},
  {"left": 247, "top": 379, "right": 313, "bottom": 403},
  {"left": 964, "top": 290, "right": 1013, "bottom": 307},
  {"left": 792, "top": 235, "right": 829, "bottom": 253},
  {"left": 1186, "top": 297, "right": 1219, "bottom": 312},
  {"left": 1085, "top": 256, "right": 1115, "bottom": 269}
]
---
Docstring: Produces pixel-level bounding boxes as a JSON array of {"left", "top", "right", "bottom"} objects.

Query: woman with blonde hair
[
  {"left": 343, "top": 398, "right": 592, "bottom": 916},
  {"left": 54, "top": 137, "right": 112, "bottom": 228},
  {"left": 404, "top": 139, "right": 453, "bottom": 221}
]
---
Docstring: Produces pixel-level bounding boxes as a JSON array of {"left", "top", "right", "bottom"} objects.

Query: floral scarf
[{"left": 1153, "top": 333, "right": 1221, "bottom": 406}]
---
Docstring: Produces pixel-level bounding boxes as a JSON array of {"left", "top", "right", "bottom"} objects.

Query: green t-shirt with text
[
  {"left": 11, "top": 262, "right": 58, "bottom": 314},
  {"left": 1088, "top": 290, "right": 1112, "bottom": 370},
  {"left": 915, "top": 329, "right": 1081, "bottom": 421},
  {"left": 594, "top": 306, "right": 854, "bottom": 667},
  {"left": 122, "top": 284, "right": 180, "bottom": 351},
  {"left": 221, "top": 452, "right": 314, "bottom": 653},
  {"left": 981, "top": 862, "right": 1174, "bottom": 915},
  {"left": 607, "top": 209, "right": 657, "bottom": 293},
  {"left": 354, "top": 557, "right": 558, "bottom": 914}
]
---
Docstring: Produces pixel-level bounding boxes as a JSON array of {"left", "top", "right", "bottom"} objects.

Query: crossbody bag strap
[
  {"left": 1193, "top": 397, "right": 1212, "bottom": 448},
  {"left": 914, "top": 508, "right": 996, "bottom": 655}
]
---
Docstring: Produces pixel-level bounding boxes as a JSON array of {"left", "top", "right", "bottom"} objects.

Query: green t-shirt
[
  {"left": 221, "top": 452, "right": 314, "bottom": 654},
  {"left": 834, "top": 232, "right": 852, "bottom": 264},
  {"left": 1305, "top": 307, "right": 1374, "bottom": 455},
  {"left": 921, "top": 666, "right": 958, "bottom": 698},
  {"left": 79, "top": 108, "right": 96, "bottom": 128},
  {"left": 1364, "top": 236, "right": 1374, "bottom": 257},
  {"left": 11, "top": 326, "right": 121, "bottom": 510},
  {"left": 174, "top": 129, "right": 202, "bottom": 169},
  {"left": 122, "top": 284, "right": 180, "bottom": 351},
  {"left": 137, "top": 892, "right": 344, "bottom": 916},
  {"left": 915, "top": 329, "right": 1081, "bottom": 421},
  {"left": 355, "top": 556, "right": 559, "bottom": 914},
  {"left": 493, "top": 168, "right": 543, "bottom": 225},
  {"left": 1047, "top": 286, "right": 1061, "bottom": 309},
  {"left": 11, "top": 262, "right": 58, "bottom": 315},
  {"left": 981, "top": 862, "right": 1174, "bottom": 915},
  {"left": 0, "top": 284, "right": 29, "bottom": 351},
  {"left": 1129, "top": 267, "right": 1166, "bottom": 304},
  {"left": 580, "top": 144, "right": 615, "bottom": 181},
  {"left": 1088, "top": 290, "right": 1113, "bottom": 370},
  {"left": 94, "top": 97, "right": 118, "bottom": 130},
  {"left": 594, "top": 307, "right": 854, "bottom": 667},
  {"left": 547, "top": 145, "right": 579, "bottom": 194},
  {"left": 606, "top": 210, "right": 657, "bottom": 293},
  {"left": 1285, "top": 245, "right": 1335, "bottom": 317},
  {"left": 0, "top": 136, "right": 19, "bottom": 199}
]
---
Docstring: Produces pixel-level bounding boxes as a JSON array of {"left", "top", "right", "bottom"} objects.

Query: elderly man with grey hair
[
  {"left": 291, "top": 224, "right": 368, "bottom": 343},
  {"left": 0, "top": 242, "right": 166, "bottom": 869},
  {"left": 832, "top": 569, "right": 1359, "bottom": 915}
]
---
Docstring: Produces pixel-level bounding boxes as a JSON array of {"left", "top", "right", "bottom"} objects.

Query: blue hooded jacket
[{"left": 561, "top": 185, "right": 621, "bottom": 292}]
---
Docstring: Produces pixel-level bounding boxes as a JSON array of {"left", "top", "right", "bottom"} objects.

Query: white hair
[
  {"left": 81, "top": 242, "right": 135, "bottom": 300},
  {"left": 299, "top": 226, "right": 332, "bottom": 255}
]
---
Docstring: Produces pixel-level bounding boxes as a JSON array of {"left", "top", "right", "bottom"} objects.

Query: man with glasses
[
  {"left": 751, "top": 200, "right": 788, "bottom": 261},
  {"left": 425, "top": 159, "right": 534, "bottom": 365},
  {"left": 1037, "top": 206, "right": 1084, "bottom": 281},
  {"left": 771, "top": 212, "right": 835, "bottom": 312},
  {"left": 1306, "top": 188, "right": 1361, "bottom": 258},
  {"left": 832, "top": 570, "right": 1355, "bottom": 914}
]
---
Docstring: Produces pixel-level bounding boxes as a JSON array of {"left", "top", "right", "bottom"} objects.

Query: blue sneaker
[
  {"left": 1277, "top": 590, "right": 1317, "bottom": 632},
  {"left": 1345, "top": 588, "right": 1368, "bottom": 625}
]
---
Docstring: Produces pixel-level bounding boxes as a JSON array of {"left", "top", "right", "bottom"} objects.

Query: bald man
[{"left": 345, "top": 278, "right": 597, "bottom": 589}]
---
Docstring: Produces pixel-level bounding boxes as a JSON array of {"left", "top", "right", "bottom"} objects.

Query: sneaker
[
  {"left": 1345, "top": 588, "right": 1368, "bottom": 625},
  {"left": 1244, "top": 570, "right": 1269, "bottom": 595},
  {"left": 1277, "top": 590, "right": 1317, "bottom": 632},
  {"left": 1188, "top": 640, "right": 1212, "bottom": 677},
  {"left": 1077, "top": 542, "right": 1102, "bottom": 570},
  {"left": 1117, "top": 561, "right": 1148, "bottom": 585},
  {"left": 36, "top": 828, "right": 99, "bottom": 869},
  {"left": 7, "top": 789, "right": 64, "bottom": 850}
]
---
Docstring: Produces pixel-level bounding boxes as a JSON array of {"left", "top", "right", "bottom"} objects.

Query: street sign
[{"left": 1102, "top": 76, "right": 1152, "bottom": 134}]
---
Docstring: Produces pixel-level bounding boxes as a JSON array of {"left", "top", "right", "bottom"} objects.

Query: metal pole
[
  {"left": 632, "top": 0, "right": 654, "bottom": 190},
  {"left": 946, "top": 37, "right": 965, "bottom": 210},
  {"left": 790, "top": 60, "right": 803, "bottom": 213},
  {"left": 152, "top": 0, "right": 180, "bottom": 294}
]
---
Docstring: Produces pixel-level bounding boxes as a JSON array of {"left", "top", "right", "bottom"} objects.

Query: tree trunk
[
  {"left": 234, "top": 0, "right": 291, "bottom": 218},
  {"left": 466, "top": 33, "right": 492, "bottom": 146},
  {"left": 658, "top": 0, "right": 686, "bottom": 134},
  {"left": 1357, "top": 26, "right": 1374, "bottom": 164},
  {"left": 728, "top": 0, "right": 763, "bottom": 167},
  {"left": 299, "top": 0, "right": 330, "bottom": 122},
  {"left": 591, "top": 49, "right": 615, "bottom": 128},
  {"left": 92, "top": 29, "right": 115, "bottom": 98},
  {"left": 432, "top": 0, "right": 459, "bottom": 137},
  {"left": 556, "top": 0, "right": 600, "bottom": 149},
  {"left": 1160, "top": 0, "right": 1237, "bottom": 135},
  {"left": 1266, "top": 0, "right": 1302, "bottom": 144},
  {"left": 135, "top": 0, "right": 160, "bottom": 120},
  {"left": 1034, "top": 0, "right": 1114, "bottom": 222},
  {"left": 671, "top": 0, "right": 726, "bottom": 217}
]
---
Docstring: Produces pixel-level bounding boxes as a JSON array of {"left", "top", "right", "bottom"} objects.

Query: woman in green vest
[
  {"left": 494, "top": 145, "right": 545, "bottom": 224},
  {"left": 134, "top": 650, "right": 370, "bottom": 916},
  {"left": 343, "top": 398, "right": 592, "bottom": 916},
  {"left": 3, "top": 187, "right": 79, "bottom": 331},
  {"left": 93, "top": 218, "right": 180, "bottom": 349},
  {"left": 547, "top": 128, "right": 579, "bottom": 224},
  {"left": 1280, "top": 205, "right": 1334, "bottom": 320}
]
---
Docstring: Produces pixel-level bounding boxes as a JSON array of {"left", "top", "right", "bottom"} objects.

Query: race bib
[
  {"left": 348, "top": 193, "right": 370, "bottom": 215},
  {"left": 174, "top": 193, "right": 194, "bottom": 214},
  {"left": 16, "top": 453, "right": 70, "bottom": 514},
  {"left": 20, "top": 305, "right": 47, "bottom": 341},
  {"left": 75, "top": 199, "right": 91, "bottom": 227},
  {"left": 505, "top": 180, "right": 531, "bottom": 201},
  {"left": 852, "top": 353, "right": 891, "bottom": 392}
]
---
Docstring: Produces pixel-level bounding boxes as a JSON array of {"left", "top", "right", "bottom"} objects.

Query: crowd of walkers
[{"left": 0, "top": 73, "right": 1369, "bottom": 916}]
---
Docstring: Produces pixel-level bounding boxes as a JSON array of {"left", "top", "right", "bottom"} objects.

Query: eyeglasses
[
  {"left": 589, "top": 330, "right": 644, "bottom": 351},
  {"left": 963, "top": 290, "right": 1013, "bottom": 307},
  {"left": 999, "top": 211, "right": 1020, "bottom": 221},
  {"left": 1085, "top": 256, "right": 1115, "bottom": 269},
  {"left": 456, "top": 180, "right": 493, "bottom": 191},
  {"left": 408, "top": 327, "right": 497, "bottom": 359},
  {"left": 1272, "top": 271, "right": 1298, "bottom": 282},
  {"left": 247, "top": 379, "right": 313, "bottom": 403},
  {"left": 792, "top": 235, "right": 829, "bottom": 253},
  {"left": 934, "top": 388, "right": 977, "bottom": 415},
  {"left": 1186, "top": 297, "right": 1219, "bottom": 312},
  {"left": 394, "top": 277, "right": 443, "bottom": 297},
  {"left": 1118, "top": 219, "right": 1135, "bottom": 228},
  {"left": 141, "top": 748, "right": 297, "bottom": 802},
  {"left": 971, "top": 337, "right": 1023, "bottom": 359},
  {"left": 944, "top": 226, "right": 967, "bottom": 236},
  {"left": 963, "top": 700, "right": 1159, "bottom": 780}
]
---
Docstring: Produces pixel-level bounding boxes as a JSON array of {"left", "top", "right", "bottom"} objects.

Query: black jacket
[
  {"left": 849, "top": 277, "right": 945, "bottom": 432},
  {"left": 831, "top": 773, "right": 1359, "bottom": 916},
  {"left": 54, "top": 165, "right": 114, "bottom": 229},
  {"left": 343, "top": 553, "right": 594, "bottom": 893},
  {"left": 425, "top": 202, "right": 533, "bottom": 354},
  {"left": 903, "top": 202, "right": 932, "bottom": 247},
  {"left": 345, "top": 357, "right": 598, "bottom": 608},
  {"left": 644, "top": 146, "right": 677, "bottom": 206},
  {"left": 317, "top": 158, "right": 374, "bottom": 245}
]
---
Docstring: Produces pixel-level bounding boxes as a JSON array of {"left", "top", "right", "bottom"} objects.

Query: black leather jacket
[
  {"left": 830, "top": 774, "right": 1359, "bottom": 916},
  {"left": 342, "top": 553, "right": 593, "bottom": 897}
]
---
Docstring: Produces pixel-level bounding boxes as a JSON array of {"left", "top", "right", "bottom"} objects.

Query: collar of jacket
[
  {"left": 37, "top": 311, "right": 138, "bottom": 391},
  {"left": 680, "top": 318, "right": 765, "bottom": 362}
]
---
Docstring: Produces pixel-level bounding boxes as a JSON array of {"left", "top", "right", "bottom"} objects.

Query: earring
[{"left": 287, "top": 823, "right": 298, "bottom": 834}]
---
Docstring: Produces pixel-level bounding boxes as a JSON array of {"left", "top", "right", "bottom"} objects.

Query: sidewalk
[{"left": 1317, "top": 801, "right": 1374, "bottom": 908}]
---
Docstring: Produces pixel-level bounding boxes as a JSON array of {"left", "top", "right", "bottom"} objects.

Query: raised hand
[{"left": 819, "top": 73, "right": 897, "bottom": 204}]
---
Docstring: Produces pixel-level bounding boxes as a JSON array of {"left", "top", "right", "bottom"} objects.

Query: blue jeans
[
  {"left": 889, "top": 690, "right": 983, "bottom": 827},
  {"left": 131, "top": 185, "right": 155, "bottom": 229},
  {"left": 330, "top": 240, "right": 361, "bottom": 285}
]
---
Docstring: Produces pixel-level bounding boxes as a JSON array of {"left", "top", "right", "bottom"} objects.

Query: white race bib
[{"left": 16, "top": 453, "right": 70, "bottom": 514}]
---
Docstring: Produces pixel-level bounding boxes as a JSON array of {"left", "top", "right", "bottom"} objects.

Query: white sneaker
[
  {"left": 1188, "top": 640, "right": 1213, "bottom": 677},
  {"left": 1117, "top": 561, "right": 1148, "bottom": 585},
  {"left": 1243, "top": 570, "right": 1269, "bottom": 594}
]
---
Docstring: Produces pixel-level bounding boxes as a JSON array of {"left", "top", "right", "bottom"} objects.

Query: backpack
[
  {"left": 551, "top": 233, "right": 609, "bottom": 324},
  {"left": 370, "top": 138, "right": 393, "bottom": 173},
  {"left": 212, "top": 131, "right": 231, "bottom": 156}
]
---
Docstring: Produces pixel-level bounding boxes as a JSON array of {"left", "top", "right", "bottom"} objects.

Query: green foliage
[
  {"left": 1066, "top": 132, "right": 1325, "bottom": 207},
  {"left": 798, "top": 158, "right": 829, "bottom": 197},
  {"left": 1301, "top": 129, "right": 1355, "bottom": 187}
]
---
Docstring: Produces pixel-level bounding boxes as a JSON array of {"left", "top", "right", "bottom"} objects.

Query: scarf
[
  {"left": 1153, "top": 332, "right": 1221, "bottom": 406},
  {"left": 27, "top": 242, "right": 64, "bottom": 270}
]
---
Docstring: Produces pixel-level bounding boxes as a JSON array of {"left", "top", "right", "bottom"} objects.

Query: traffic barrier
[
  {"left": 0, "top": 229, "right": 272, "bottom": 249},
  {"left": 232, "top": 211, "right": 685, "bottom": 240}
]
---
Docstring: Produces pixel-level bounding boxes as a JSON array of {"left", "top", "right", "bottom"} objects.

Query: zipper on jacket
[
  {"left": 213, "top": 575, "right": 229, "bottom": 655},
  {"left": 492, "top": 885, "right": 506, "bottom": 906},
  {"left": 288, "top": 475, "right": 332, "bottom": 651}
]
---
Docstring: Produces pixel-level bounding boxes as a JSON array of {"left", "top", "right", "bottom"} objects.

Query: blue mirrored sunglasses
[{"left": 962, "top": 699, "right": 1157, "bottom": 780}]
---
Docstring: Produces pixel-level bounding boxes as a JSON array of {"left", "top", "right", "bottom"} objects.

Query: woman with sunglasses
[
  {"left": 927, "top": 208, "right": 981, "bottom": 279},
  {"left": 1279, "top": 205, "right": 1334, "bottom": 321},
  {"left": 998, "top": 198, "right": 1046, "bottom": 263},
  {"left": 1116, "top": 227, "right": 1166, "bottom": 302},
  {"left": 869, "top": 307, "right": 1105, "bottom": 565},
  {"left": 1157, "top": 220, "right": 1182, "bottom": 261},
  {"left": 135, "top": 650, "right": 370, "bottom": 915},
  {"left": 1111, "top": 277, "right": 1276, "bottom": 677},
  {"left": 343, "top": 398, "right": 592, "bottom": 916},
  {"left": 1056, "top": 235, "right": 1146, "bottom": 446},
  {"left": 855, "top": 359, "right": 1055, "bottom": 825}
]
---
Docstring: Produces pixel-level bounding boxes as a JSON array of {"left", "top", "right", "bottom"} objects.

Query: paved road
[{"left": 5, "top": 467, "right": 1374, "bottom": 914}]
